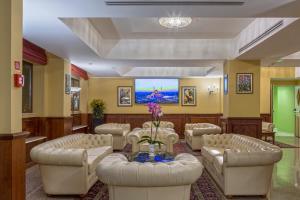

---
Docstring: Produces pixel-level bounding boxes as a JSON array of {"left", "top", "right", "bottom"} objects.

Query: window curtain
[
  {"left": 23, "top": 39, "right": 47, "bottom": 65},
  {"left": 71, "top": 64, "right": 89, "bottom": 80}
]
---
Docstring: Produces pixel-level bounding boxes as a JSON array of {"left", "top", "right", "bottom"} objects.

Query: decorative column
[
  {"left": 0, "top": 0, "right": 29, "bottom": 199},
  {"left": 43, "top": 56, "right": 73, "bottom": 139},
  {"left": 221, "top": 60, "right": 262, "bottom": 138}
]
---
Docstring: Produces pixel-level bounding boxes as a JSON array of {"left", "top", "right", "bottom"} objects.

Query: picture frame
[
  {"left": 236, "top": 73, "right": 253, "bottom": 94},
  {"left": 117, "top": 86, "right": 133, "bottom": 107},
  {"left": 224, "top": 74, "right": 228, "bottom": 95},
  {"left": 65, "top": 73, "right": 71, "bottom": 94},
  {"left": 181, "top": 86, "right": 197, "bottom": 106}
]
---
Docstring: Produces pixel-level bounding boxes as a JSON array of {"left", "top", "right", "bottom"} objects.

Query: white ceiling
[
  {"left": 23, "top": 0, "right": 300, "bottom": 77},
  {"left": 106, "top": 18, "right": 253, "bottom": 39}
]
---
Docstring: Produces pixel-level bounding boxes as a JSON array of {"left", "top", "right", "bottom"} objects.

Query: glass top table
[{"left": 128, "top": 152, "right": 175, "bottom": 163}]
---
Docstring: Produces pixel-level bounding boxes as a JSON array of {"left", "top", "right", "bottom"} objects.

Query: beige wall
[
  {"left": 88, "top": 78, "right": 223, "bottom": 114},
  {"left": 23, "top": 55, "right": 72, "bottom": 118},
  {"left": 0, "top": 0, "right": 23, "bottom": 133},
  {"left": 260, "top": 67, "right": 295, "bottom": 114},
  {"left": 223, "top": 60, "right": 261, "bottom": 118},
  {"left": 79, "top": 78, "right": 89, "bottom": 113}
]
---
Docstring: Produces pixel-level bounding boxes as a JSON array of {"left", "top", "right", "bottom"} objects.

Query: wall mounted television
[{"left": 135, "top": 79, "right": 179, "bottom": 104}]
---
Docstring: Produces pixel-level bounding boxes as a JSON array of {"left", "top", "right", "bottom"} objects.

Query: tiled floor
[
  {"left": 26, "top": 137, "right": 300, "bottom": 200},
  {"left": 269, "top": 136, "right": 300, "bottom": 200}
]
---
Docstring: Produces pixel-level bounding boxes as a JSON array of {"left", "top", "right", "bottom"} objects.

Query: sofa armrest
[
  {"left": 127, "top": 131, "right": 141, "bottom": 144},
  {"left": 224, "top": 149, "right": 282, "bottom": 167},
  {"left": 163, "top": 132, "right": 179, "bottom": 144},
  {"left": 30, "top": 147, "right": 87, "bottom": 166}
]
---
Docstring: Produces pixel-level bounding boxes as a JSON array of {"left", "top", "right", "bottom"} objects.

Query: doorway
[{"left": 273, "top": 85, "right": 295, "bottom": 136}]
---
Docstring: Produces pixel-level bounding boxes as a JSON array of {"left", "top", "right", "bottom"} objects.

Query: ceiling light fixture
[{"left": 159, "top": 17, "right": 192, "bottom": 29}]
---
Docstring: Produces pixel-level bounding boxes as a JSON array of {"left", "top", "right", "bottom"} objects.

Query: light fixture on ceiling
[{"left": 159, "top": 17, "right": 192, "bottom": 29}]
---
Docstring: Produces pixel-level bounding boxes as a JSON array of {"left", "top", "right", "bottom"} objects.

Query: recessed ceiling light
[{"left": 159, "top": 17, "right": 192, "bottom": 29}]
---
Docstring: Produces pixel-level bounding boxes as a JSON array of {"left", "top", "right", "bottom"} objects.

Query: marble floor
[
  {"left": 269, "top": 136, "right": 300, "bottom": 200},
  {"left": 26, "top": 137, "right": 300, "bottom": 200}
]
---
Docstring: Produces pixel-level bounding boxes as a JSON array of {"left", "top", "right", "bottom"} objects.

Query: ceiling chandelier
[{"left": 159, "top": 17, "right": 192, "bottom": 29}]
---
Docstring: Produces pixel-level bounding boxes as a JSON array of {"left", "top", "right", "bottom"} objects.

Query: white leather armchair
[
  {"left": 94, "top": 123, "right": 130, "bottom": 150},
  {"left": 184, "top": 123, "right": 222, "bottom": 150},
  {"left": 96, "top": 153, "right": 203, "bottom": 200},
  {"left": 201, "top": 134, "right": 282, "bottom": 197},
  {"left": 142, "top": 121, "right": 175, "bottom": 132},
  {"left": 30, "top": 134, "right": 113, "bottom": 195},
  {"left": 127, "top": 128, "right": 179, "bottom": 153}
]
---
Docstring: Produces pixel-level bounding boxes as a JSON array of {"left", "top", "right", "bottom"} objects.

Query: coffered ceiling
[
  {"left": 23, "top": 0, "right": 300, "bottom": 77},
  {"left": 90, "top": 18, "right": 253, "bottom": 39}
]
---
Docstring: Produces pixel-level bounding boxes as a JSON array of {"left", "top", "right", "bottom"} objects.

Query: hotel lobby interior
[{"left": 2, "top": 0, "right": 300, "bottom": 200}]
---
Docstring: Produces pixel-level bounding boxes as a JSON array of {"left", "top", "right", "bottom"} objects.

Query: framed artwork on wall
[
  {"left": 236, "top": 73, "right": 253, "bottom": 94},
  {"left": 224, "top": 74, "right": 228, "bottom": 95},
  {"left": 117, "top": 86, "right": 132, "bottom": 107},
  {"left": 181, "top": 86, "right": 197, "bottom": 106},
  {"left": 65, "top": 73, "right": 71, "bottom": 94}
]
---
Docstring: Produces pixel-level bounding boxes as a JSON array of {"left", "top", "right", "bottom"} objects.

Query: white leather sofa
[
  {"left": 127, "top": 128, "right": 179, "bottom": 153},
  {"left": 30, "top": 134, "right": 113, "bottom": 195},
  {"left": 94, "top": 123, "right": 130, "bottom": 150},
  {"left": 96, "top": 153, "right": 203, "bottom": 200},
  {"left": 142, "top": 121, "right": 175, "bottom": 131},
  {"left": 201, "top": 134, "right": 282, "bottom": 197},
  {"left": 184, "top": 123, "right": 222, "bottom": 150}
]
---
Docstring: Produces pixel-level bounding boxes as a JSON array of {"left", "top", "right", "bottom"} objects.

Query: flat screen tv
[{"left": 135, "top": 79, "right": 179, "bottom": 104}]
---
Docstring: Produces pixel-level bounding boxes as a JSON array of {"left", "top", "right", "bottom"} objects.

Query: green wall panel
[{"left": 273, "top": 86, "right": 295, "bottom": 134}]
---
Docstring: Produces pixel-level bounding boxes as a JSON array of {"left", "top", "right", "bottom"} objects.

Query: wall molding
[{"left": 0, "top": 131, "right": 29, "bottom": 200}]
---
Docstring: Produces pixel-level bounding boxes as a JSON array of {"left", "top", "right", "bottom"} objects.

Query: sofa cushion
[
  {"left": 213, "top": 155, "right": 223, "bottom": 175},
  {"left": 87, "top": 146, "right": 113, "bottom": 174},
  {"left": 202, "top": 146, "right": 225, "bottom": 163}
]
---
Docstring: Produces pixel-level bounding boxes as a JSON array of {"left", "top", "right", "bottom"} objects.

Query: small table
[{"left": 261, "top": 131, "right": 275, "bottom": 144}]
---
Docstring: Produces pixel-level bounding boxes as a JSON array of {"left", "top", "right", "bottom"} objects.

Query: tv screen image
[{"left": 135, "top": 79, "right": 179, "bottom": 104}]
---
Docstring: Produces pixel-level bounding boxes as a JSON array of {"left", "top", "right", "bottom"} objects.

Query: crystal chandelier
[{"left": 159, "top": 17, "right": 192, "bottom": 29}]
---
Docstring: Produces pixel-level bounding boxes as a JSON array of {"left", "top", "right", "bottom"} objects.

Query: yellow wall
[
  {"left": 23, "top": 54, "right": 72, "bottom": 118},
  {"left": 88, "top": 78, "right": 223, "bottom": 114},
  {"left": 79, "top": 78, "right": 89, "bottom": 113},
  {"left": 260, "top": 67, "right": 295, "bottom": 114},
  {"left": 223, "top": 60, "right": 261, "bottom": 117},
  {"left": 0, "top": 0, "right": 23, "bottom": 133}
]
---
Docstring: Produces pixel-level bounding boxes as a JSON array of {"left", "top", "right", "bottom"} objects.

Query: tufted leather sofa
[
  {"left": 142, "top": 121, "right": 175, "bottom": 132},
  {"left": 94, "top": 123, "right": 130, "bottom": 150},
  {"left": 96, "top": 153, "right": 203, "bottom": 200},
  {"left": 127, "top": 128, "right": 179, "bottom": 153},
  {"left": 201, "top": 134, "right": 282, "bottom": 196},
  {"left": 184, "top": 123, "right": 222, "bottom": 150},
  {"left": 30, "top": 134, "right": 113, "bottom": 195}
]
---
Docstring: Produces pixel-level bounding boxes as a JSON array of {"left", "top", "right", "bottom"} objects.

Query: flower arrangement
[
  {"left": 90, "top": 99, "right": 106, "bottom": 120},
  {"left": 138, "top": 102, "right": 164, "bottom": 150}
]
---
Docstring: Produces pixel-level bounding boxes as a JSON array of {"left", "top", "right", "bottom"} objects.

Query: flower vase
[{"left": 149, "top": 144, "right": 155, "bottom": 157}]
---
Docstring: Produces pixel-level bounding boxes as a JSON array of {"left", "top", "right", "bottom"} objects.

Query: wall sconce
[{"left": 208, "top": 84, "right": 218, "bottom": 95}]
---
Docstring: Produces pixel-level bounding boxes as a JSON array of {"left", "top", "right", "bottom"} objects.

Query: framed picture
[
  {"left": 65, "top": 73, "right": 71, "bottom": 94},
  {"left": 236, "top": 73, "right": 253, "bottom": 94},
  {"left": 224, "top": 74, "right": 228, "bottom": 95},
  {"left": 181, "top": 86, "right": 197, "bottom": 106},
  {"left": 117, "top": 86, "right": 132, "bottom": 107}
]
